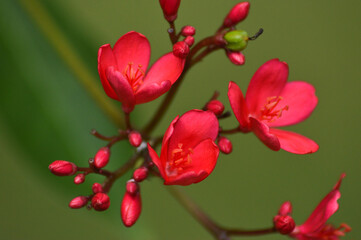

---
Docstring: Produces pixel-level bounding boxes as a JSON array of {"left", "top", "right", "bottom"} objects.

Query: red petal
[
  {"left": 113, "top": 31, "right": 150, "bottom": 74},
  {"left": 268, "top": 81, "right": 318, "bottom": 127},
  {"left": 141, "top": 52, "right": 185, "bottom": 88},
  {"left": 245, "top": 59, "right": 289, "bottom": 114},
  {"left": 147, "top": 144, "right": 166, "bottom": 179},
  {"left": 105, "top": 66, "right": 135, "bottom": 113},
  {"left": 135, "top": 80, "right": 171, "bottom": 104},
  {"left": 188, "top": 138, "right": 219, "bottom": 181},
  {"left": 228, "top": 81, "right": 250, "bottom": 130},
  {"left": 298, "top": 174, "right": 345, "bottom": 234},
  {"left": 98, "top": 44, "right": 118, "bottom": 100},
  {"left": 168, "top": 110, "right": 219, "bottom": 157},
  {"left": 250, "top": 117, "right": 280, "bottom": 151},
  {"left": 270, "top": 128, "right": 319, "bottom": 154}
]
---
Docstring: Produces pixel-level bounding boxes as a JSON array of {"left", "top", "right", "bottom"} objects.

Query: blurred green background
[{"left": 0, "top": 0, "right": 360, "bottom": 239}]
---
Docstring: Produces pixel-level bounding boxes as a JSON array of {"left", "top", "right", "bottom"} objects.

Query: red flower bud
[
  {"left": 74, "top": 173, "right": 85, "bottom": 184},
  {"left": 159, "top": 0, "right": 181, "bottom": 22},
  {"left": 91, "top": 193, "right": 110, "bottom": 211},
  {"left": 226, "top": 51, "right": 245, "bottom": 65},
  {"left": 121, "top": 191, "right": 142, "bottom": 227},
  {"left": 274, "top": 215, "right": 296, "bottom": 235},
  {"left": 69, "top": 196, "right": 88, "bottom": 209},
  {"left": 126, "top": 180, "right": 139, "bottom": 195},
  {"left": 218, "top": 136, "right": 233, "bottom": 154},
  {"left": 184, "top": 36, "right": 195, "bottom": 47},
  {"left": 223, "top": 2, "right": 250, "bottom": 28},
  {"left": 173, "top": 41, "right": 189, "bottom": 59},
  {"left": 49, "top": 160, "right": 77, "bottom": 176},
  {"left": 206, "top": 100, "right": 225, "bottom": 116},
  {"left": 278, "top": 201, "right": 292, "bottom": 216},
  {"left": 92, "top": 183, "right": 103, "bottom": 194},
  {"left": 181, "top": 25, "right": 196, "bottom": 36},
  {"left": 133, "top": 167, "right": 148, "bottom": 182},
  {"left": 94, "top": 147, "right": 110, "bottom": 168},
  {"left": 128, "top": 131, "right": 142, "bottom": 147}
]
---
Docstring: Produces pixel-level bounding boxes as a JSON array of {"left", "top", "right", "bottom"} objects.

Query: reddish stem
[
  {"left": 142, "top": 35, "right": 222, "bottom": 135},
  {"left": 220, "top": 126, "right": 241, "bottom": 135},
  {"left": 168, "top": 21, "right": 178, "bottom": 44}
]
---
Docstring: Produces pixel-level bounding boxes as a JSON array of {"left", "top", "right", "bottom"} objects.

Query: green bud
[{"left": 224, "top": 30, "right": 249, "bottom": 51}]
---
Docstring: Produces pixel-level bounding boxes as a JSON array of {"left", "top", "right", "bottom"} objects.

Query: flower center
[
  {"left": 167, "top": 143, "right": 193, "bottom": 173},
  {"left": 313, "top": 223, "right": 351, "bottom": 239},
  {"left": 123, "top": 63, "right": 144, "bottom": 92},
  {"left": 260, "top": 96, "right": 289, "bottom": 122}
]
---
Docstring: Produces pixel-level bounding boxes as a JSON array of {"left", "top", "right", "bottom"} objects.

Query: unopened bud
[
  {"left": 181, "top": 25, "right": 196, "bottom": 36},
  {"left": 224, "top": 30, "right": 249, "bottom": 51},
  {"left": 274, "top": 215, "right": 296, "bottom": 235},
  {"left": 223, "top": 2, "right": 250, "bottom": 28},
  {"left": 128, "top": 131, "right": 142, "bottom": 147},
  {"left": 126, "top": 180, "right": 139, "bottom": 195},
  {"left": 184, "top": 36, "right": 195, "bottom": 47},
  {"left": 74, "top": 173, "right": 85, "bottom": 184},
  {"left": 91, "top": 193, "right": 110, "bottom": 211},
  {"left": 121, "top": 191, "right": 142, "bottom": 227},
  {"left": 206, "top": 100, "right": 225, "bottom": 116},
  {"left": 278, "top": 201, "right": 292, "bottom": 216},
  {"left": 69, "top": 196, "right": 88, "bottom": 209},
  {"left": 218, "top": 137, "right": 233, "bottom": 154},
  {"left": 159, "top": 0, "right": 181, "bottom": 22},
  {"left": 94, "top": 147, "right": 111, "bottom": 168},
  {"left": 133, "top": 167, "right": 148, "bottom": 182},
  {"left": 173, "top": 41, "right": 189, "bottom": 59},
  {"left": 226, "top": 51, "right": 245, "bottom": 65},
  {"left": 92, "top": 183, "right": 103, "bottom": 194},
  {"left": 49, "top": 160, "right": 77, "bottom": 176}
]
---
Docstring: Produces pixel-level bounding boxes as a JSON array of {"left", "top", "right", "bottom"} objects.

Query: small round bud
[
  {"left": 91, "top": 193, "right": 110, "bottom": 211},
  {"left": 92, "top": 183, "right": 103, "bottom": 194},
  {"left": 184, "top": 36, "right": 195, "bottom": 47},
  {"left": 274, "top": 215, "right": 296, "bottom": 235},
  {"left": 74, "top": 173, "right": 85, "bottom": 184},
  {"left": 218, "top": 137, "right": 233, "bottom": 154},
  {"left": 94, "top": 147, "right": 111, "bottom": 168},
  {"left": 226, "top": 51, "right": 245, "bottom": 65},
  {"left": 121, "top": 191, "right": 142, "bottom": 227},
  {"left": 278, "top": 201, "right": 292, "bottom": 216},
  {"left": 128, "top": 131, "right": 142, "bottom": 147},
  {"left": 69, "top": 196, "right": 88, "bottom": 209},
  {"left": 173, "top": 41, "right": 189, "bottom": 58},
  {"left": 206, "top": 100, "right": 225, "bottom": 116},
  {"left": 133, "top": 167, "right": 148, "bottom": 182},
  {"left": 126, "top": 180, "right": 139, "bottom": 195},
  {"left": 159, "top": 0, "right": 181, "bottom": 22},
  {"left": 224, "top": 30, "right": 249, "bottom": 51},
  {"left": 49, "top": 160, "right": 77, "bottom": 176},
  {"left": 223, "top": 2, "right": 250, "bottom": 28},
  {"left": 181, "top": 25, "right": 196, "bottom": 36}
]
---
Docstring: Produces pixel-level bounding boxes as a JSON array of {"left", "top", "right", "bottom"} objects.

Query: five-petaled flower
[
  {"left": 277, "top": 174, "right": 351, "bottom": 239},
  {"left": 147, "top": 110, "right": 219, "bottom": 186},
  {"left": 98, "top": 31, "right": 185, "bottom": 113},
  {"left": 228, "top": 59, "right": 319, "bottom": 154}
]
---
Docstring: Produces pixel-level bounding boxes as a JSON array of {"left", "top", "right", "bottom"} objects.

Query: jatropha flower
[
  {"left": 275, "top": 174, "right": 351, "bottom": 239},
  {"left": 228, "top": 59, "right": 319, "bottom": 154},
  {"left": 98, "top": 31, "right": 185, "bottom": 113},
  {"left": 147, "top": 110, "right": 219, "bottom": 186}
]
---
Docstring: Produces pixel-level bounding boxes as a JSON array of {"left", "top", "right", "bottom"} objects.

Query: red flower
[
  {"left": 228, "top": 59, "right": 319, "bottom": 154},
  {"left": 98, "top": 31, "right": 185, "bottom": 113},
  {"left": 288, "top": 174, "right": 351, "bottom": 239},
  {"left": 147, "top": 110, "right": 219, "bottom": 186}
]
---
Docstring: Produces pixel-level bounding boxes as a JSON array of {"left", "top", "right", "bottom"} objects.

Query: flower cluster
[{"left": 49, "top": 1, "right": 350, "bottom": 239}]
